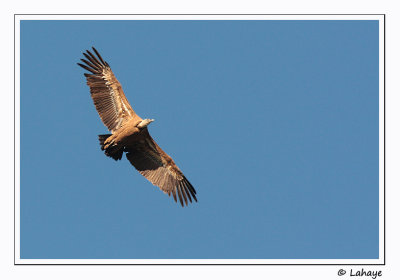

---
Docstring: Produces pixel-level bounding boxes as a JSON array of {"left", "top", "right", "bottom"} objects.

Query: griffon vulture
[{"left": 77, "top": 47, "right": 197, "bottom": 207}]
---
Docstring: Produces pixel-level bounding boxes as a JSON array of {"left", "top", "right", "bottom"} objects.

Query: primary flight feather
[{"left": 78, "top": 47, "right": 197, "bottom": 207}]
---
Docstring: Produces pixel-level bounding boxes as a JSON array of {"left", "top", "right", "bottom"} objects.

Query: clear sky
[{"left": 20, "top": 20, "right": 379, "bottom": 259}]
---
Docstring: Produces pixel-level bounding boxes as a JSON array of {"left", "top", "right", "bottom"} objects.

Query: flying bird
[{"left": 77, "top": 47, "right": 197, "bottom": 207}]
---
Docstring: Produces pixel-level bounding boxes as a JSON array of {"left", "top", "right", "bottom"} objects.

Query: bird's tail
[{"left": 98, "top": 134, "right": 124, "bottom": 161}]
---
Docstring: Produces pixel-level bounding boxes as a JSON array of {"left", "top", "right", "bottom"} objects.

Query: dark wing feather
[
  {"left": 78, "top": 47, "right": 140, "bottom": 133},
  {"left": 125, "top": 129, "right": 197, "bottom": 207}
]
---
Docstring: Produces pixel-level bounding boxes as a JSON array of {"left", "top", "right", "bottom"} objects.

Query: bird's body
[{"left": 78, "top": 47, "right": 197, "bottom": 206}]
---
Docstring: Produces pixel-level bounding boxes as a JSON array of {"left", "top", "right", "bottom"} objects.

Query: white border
[{"left": 14, "top": 14, "right": 385, "bottom": 265}]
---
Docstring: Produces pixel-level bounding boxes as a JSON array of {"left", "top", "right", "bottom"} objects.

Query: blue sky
[{"left": 20, "top": 20, "right": 379, "bottom": 259}]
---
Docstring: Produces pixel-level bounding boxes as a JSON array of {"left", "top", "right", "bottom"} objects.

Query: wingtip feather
[
  {"left": 182, "top": 181, "right": 192, "bottom": 203},
  {"left": 180, "top": 182, "right": 188, "bottom": 206},
  {"left": 77, "top": 63, "right": 98, "bottom": 74},
  {"left": 176, "top": 184, "right": 184, "bottom": 207},
  {"left": 92, "top": 47, "right": 107, "bottom": 66}
]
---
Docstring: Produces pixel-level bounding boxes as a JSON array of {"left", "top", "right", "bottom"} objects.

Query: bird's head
[{"left": 137, "top": 118, "right": 155, "bottom": 128}]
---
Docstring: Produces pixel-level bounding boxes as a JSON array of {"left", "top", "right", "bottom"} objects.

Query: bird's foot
[{"left": 103, "top": 135, "right": 116, "bottom": 149}]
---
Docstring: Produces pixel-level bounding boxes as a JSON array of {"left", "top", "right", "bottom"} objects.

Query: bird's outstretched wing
[
  {"left": 125, "top": 128, "right": 197, "bottom": 207},
  {"left": 78, "top": 47, "right": 141, "bottom": 133}
]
